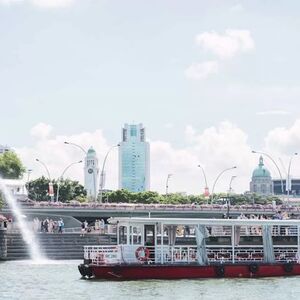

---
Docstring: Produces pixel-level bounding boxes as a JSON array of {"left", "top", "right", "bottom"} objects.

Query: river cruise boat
[{"left": 78, "top": 217, "right": 300, "bottom": 280}]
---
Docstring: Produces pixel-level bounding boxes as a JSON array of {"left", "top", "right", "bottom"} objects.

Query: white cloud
[
  {"left": 264, "top": 119, "right": 300, "bottom": 155},
  {"left": 30, "top": 0, "right": 74, "bottom": 8},
  {"left": 17, "top": 126, "right": 117, "bottom": 189},
  {"left": 230, "top": 3, "right": 244, "bottom": 13},
  {"left": 184, "top": 61, "right": 219, "bottom": 80},
  {"left": 0, "top": 0, "right": 75, "bottom": 7},
  {"left": 164, "top": 123, "right": 174, "bottom": 129},
  {"left": 30, "top": 122, "right": 53, "bottom": 139},
  {"left": 0, "top": 0, "right": 22, "bottom": 5},
  {"left": 195, "top": 29, "right": 255, "bottom": 59},
  {"left": 256, "top": 110, "right": 291, "bottom": 116},
  {"left": 152, "top": 121, "right": 256, "bottom": 194}
]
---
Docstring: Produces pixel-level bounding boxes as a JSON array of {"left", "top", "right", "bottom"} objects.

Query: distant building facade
[
  {"left": 0, "top": 145, "right": 11, "bottom": 154},
  {"left": 84, "top": 147, "right": 99, "bottom": 200},
  {"left": 273, "top": 179, "right": 300, "bottom": 196},
  {"left": 2, "top": 179, "right": 28, "bottom": 199},
  {"left": 119, "top": 123, "right": 150, "bottom": 192},
  {"left": 250, "top": 156, "right": 273, "bottom": 195}
]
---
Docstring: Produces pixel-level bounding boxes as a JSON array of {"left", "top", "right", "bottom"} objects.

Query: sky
[{"left": 1, "top": 0, "right": 300, "bottom": 194}]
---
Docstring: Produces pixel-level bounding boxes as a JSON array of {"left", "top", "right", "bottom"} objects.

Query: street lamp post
[
  {"left": 27, "top": 169, "right": 33, "bottom": 183},
  {"left": 165, "top": 174, "right": 173, "bottom": 195},
  {"left": 99, "top": 144, "right": 120, "bottom": 203},
  {"left": 25, "top": 169, "right": 33, "bottom": 200},
  {"left": 228, "top": 175, "right": 237, "bottom": 194},
  {"left": 64, "top": 141, "right": 87, "bottom": 154},
  {"left": 197, "top": 164, "right": 209, "bottom": 197},
  {"left": 211, "top": 166, "right": 237, "bottom": 204},
  {"left": 287, "top": 153, "right": 298, "bottom": 203},
  {"left": 56, "top": 160, "right": 82, "bottom": 202},
  {"left": 252, "top": 150, "right": 284, "bottom": 198},
  {"left": 36, "top": 158, "right": 54, "bottom": 202},
  {"left": 226, "top": 175, "right": 237, "bottom": 219}
]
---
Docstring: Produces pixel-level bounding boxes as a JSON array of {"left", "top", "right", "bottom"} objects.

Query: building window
[
  {"left": 122, "top": 128, "right": 127, "bottom": 142},
  {"left": 253, "top": 184, "right": 257, "bottom": 193},
  {"left": 130, "top": 126, "right": 137, "bottom": 137},
  {"left": 140, "top": 128, "right": 145, "bottom": 142},
  {"left": 130, "top": 226, "right": 142, "bottom": 245},
  {"left": 119, "top": 226, "right": 127, "bottom": 244}
]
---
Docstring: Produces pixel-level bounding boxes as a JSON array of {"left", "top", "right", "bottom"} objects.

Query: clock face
[{"left": 88, "top": 168, "right": 94, "bottom": 174}]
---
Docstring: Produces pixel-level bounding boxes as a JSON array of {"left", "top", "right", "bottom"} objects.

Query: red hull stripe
[{"left": 90, "top": 263, "right": 300, "bottom": 280}]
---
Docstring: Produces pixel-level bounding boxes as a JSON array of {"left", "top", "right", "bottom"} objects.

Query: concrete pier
[{"left": 4, "top": 233, "right": 116, "bottom": 260}]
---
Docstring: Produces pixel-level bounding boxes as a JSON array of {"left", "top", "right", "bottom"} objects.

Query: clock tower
[{"left": 84, "top": 147, "right": 99, "bottom": 201}]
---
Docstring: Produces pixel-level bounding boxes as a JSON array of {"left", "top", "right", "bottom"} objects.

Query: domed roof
[
  {"left": 252, "top": 156, "right": 271, "bottom": 178},
  {"left": 87, "top": 147, "right": 96, "bottom": 156}
]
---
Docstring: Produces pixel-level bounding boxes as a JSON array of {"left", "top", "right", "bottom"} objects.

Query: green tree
[
  {"left": 102, "top": 190, "right": 282, "bottom": 206},
  {"left": 0, "top": 151, "right": 26, "bottom": 179},
  {"left": 27, "top": 177, "right": 87, "bottom": 202},
  {"left": 27, "top": 176, "right": 50, "bottom": 202},
  {"left": 56, "top": 178, "right": 87, "bottom": 202}
]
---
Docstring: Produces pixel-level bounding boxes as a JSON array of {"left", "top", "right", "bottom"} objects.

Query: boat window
[
  {"left": 131, "top": 226, "right": 142, "bottom": 245},
  {"left": 144, "top": 225, "right": 155, "bottom": 246},
  {"left": 119, "top": 226, "right": 127, "bottom": 244}
]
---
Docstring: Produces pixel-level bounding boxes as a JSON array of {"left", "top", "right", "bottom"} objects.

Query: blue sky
[{"left": 1, "top": 0, "right": 300, "bottom": 193}]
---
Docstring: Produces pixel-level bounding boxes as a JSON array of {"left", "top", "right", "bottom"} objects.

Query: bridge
[{"left": 2, "top": 203, "right": 296, "bottom": 224}]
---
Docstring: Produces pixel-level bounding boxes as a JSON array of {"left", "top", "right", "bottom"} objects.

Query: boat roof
[{"left": 108, "top": 217, "right": 300, "bottom": 227}]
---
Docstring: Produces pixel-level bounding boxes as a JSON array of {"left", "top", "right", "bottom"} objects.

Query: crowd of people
[
  {"left": 32, "top": 217, "right": 65, "bottom": 233},
  {"left": 236, "top": 211, "right": 299, "bottom": 221},
  {"left": 80, "top": 219, "right": 106, "bottom": 236}
]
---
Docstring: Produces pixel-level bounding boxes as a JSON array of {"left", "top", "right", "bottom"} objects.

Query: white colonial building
[
  {"left": 250, "top": 156, "right": 274, "bottom": 196},
  {"left": 2, "top": 179, "right": 28, "bottom": 198}
]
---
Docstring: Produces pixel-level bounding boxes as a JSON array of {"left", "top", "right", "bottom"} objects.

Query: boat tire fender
[
  {"left": 284, "top": 263, "right": 293, "bottom": 273},
  {"left": 215, "top": 266, "right": 225, "bottom": 277},
  {"left": 249, "top": 264, "right": 259, "bottom": 274},
  {"left": 78, "top": 264, "right": 85, "bottom": 277}
]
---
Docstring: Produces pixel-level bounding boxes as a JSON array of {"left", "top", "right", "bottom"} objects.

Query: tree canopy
[
  {"left": 0, "top": 151, "right": 26, "bottom": 179},
  {"left": 27, "top": 177, "right": 87, "bottom": 202},
  {"left": 101, "top": 190, "right": 282, "bottom": 205}
]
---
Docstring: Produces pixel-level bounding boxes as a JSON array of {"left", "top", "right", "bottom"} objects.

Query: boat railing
[
  {"left": 84, "top": 243, "right": 300, "bottom": 266},
  {"left": 84, "top": 245, "right": 122, "bottom": 265},
  {"left": 208, "top": 225, "right": 298, "bottom": 237}
]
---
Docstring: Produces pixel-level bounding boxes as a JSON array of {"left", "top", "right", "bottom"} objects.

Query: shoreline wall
[{"left": 0, "top": 227, "right": 7, "bottom": 259}]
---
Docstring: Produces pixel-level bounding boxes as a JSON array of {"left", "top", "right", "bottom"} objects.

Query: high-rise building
[
  {"left": 84, "top": 147, "right": 99, "bottom": 200},
  {"left": 250, "top": 156, "right": 273, "bottom": 195},
  {"left": 119, "top": 123, "right": 150, "bottom": 192}
]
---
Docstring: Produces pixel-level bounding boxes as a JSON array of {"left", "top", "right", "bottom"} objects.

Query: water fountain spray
[{"left": 0, "top": 179, "right": 45, "bottom": 261}]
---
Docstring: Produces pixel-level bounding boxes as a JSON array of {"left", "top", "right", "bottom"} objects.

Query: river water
[{"left": 0, "top": 260, "right": 300, "bottom": 300}]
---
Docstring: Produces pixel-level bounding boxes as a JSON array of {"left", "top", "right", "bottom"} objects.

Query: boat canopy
[{"left": 108, "top": 217, "right": 300, "bottom": 227}]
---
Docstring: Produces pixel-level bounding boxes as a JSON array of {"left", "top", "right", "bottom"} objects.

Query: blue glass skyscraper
[{"left": 119, "top": 123, "right": 150, "bottom": 192}]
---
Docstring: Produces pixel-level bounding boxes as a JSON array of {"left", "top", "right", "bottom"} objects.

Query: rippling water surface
[{"left": 1, "top": 260, "right": 300, "bottom": 300}]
